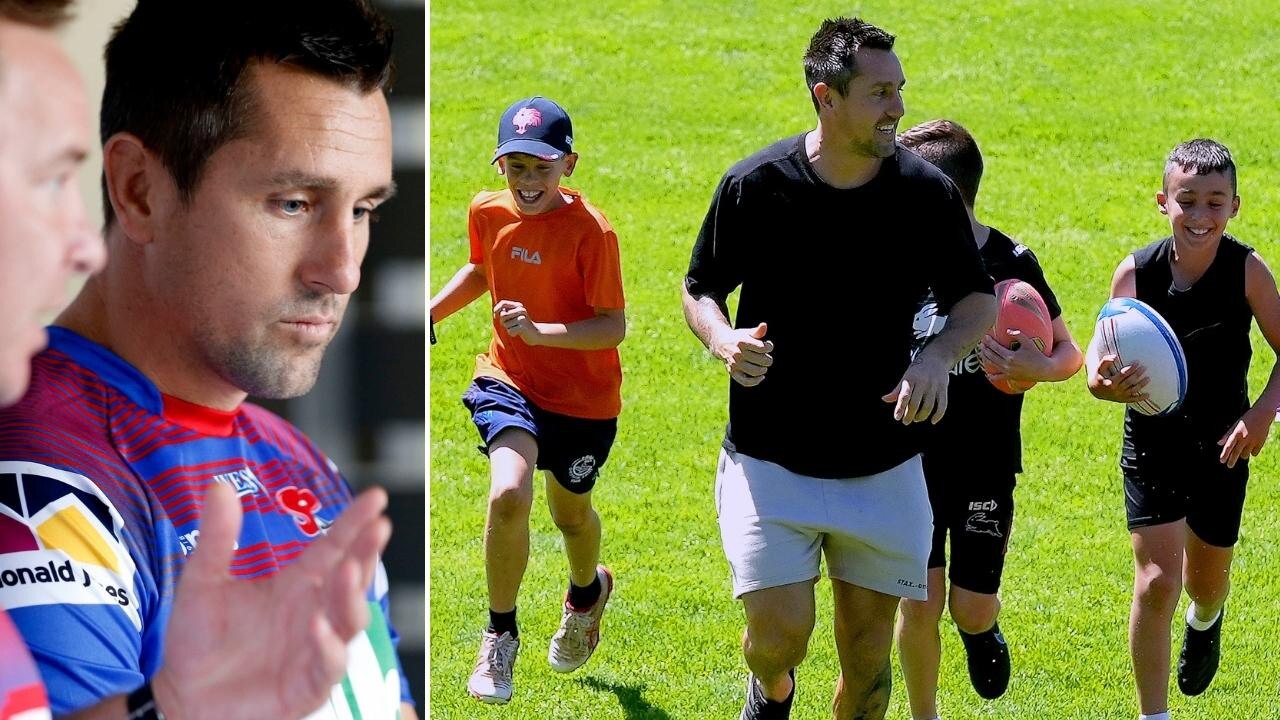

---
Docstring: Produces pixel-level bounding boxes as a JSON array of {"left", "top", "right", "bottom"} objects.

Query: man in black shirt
[{"left": 682, "top": 17, "right": 996, "bottom": 720}]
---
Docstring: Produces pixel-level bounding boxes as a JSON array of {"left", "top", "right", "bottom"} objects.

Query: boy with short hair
[
  {"left": 896, "top": 119, "right": 1083, "bottom": 720},
  {"left": 430, "top": 96, "right": 626, "bottom": 705},
  {"left": 1087, "top": 138, "right": 1280, "bottom": 720}
]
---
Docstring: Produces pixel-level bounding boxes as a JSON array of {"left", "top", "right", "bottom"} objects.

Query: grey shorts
[{"left": 714, "top": 449, "right": 932, "bottom": 601}]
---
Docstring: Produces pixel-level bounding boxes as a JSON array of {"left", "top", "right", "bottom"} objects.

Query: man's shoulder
[{"left": 724, "top": 134, "right": 806, "bottom": 183}]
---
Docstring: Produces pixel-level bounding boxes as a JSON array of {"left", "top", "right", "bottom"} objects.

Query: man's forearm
[
  {"left": 681, "top": 283, "right": 732, "bottom": 350},
  {"left": 923, "top": 291, "right": 997, "bottom": 366}
]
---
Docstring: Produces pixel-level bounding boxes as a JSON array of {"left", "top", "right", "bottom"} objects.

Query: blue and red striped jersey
[{"left": 0, "top": 327, "right": 411, "bottom": 718}]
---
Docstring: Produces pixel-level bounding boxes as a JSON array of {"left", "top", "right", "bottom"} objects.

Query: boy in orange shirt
[{"left": 430, "top": 96, "right": 626, "bottom": 705}]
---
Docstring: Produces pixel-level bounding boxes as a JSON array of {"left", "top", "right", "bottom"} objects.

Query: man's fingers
[
  {"left": 347, "top": 516, "right": 392, "bottom": 595},
  {"left": 324, "top": 557, "right": 373, "bottom": 641},
  {"left": 731, "top": 369, "right": 764, "bottom": 387},
  {"left": 299, "top": 612, "right": 349, "bottom": 709},
  {"left": 892, "top": 381, "right": 911, "bottom": 421},
  {"left": 908, "top": 386, "right": 938, "bottom": 425},
  {"left": 187, "top": 482, "right": 242, "bottom": 578},
  {"left": 930, "top": 387, "right": 949, "bottom": 424},
  {"left": 739, "top": 348, "right": 774, "bottom": 367}
]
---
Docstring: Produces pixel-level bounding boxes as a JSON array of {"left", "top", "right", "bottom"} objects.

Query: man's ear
[{"left": 103, "top": 132, "right": 164, "bottom": 245}]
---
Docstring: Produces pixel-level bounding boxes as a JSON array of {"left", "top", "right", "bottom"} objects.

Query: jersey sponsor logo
[
  {"left": 952, "top": 347, "right": 982, "bottom": 376},
  {"left": 968, "top": 500, "right": 999, "bottom": 511},
  {"left": 176, "top": 527, "right": 240, "bottom": 557},
  {"left": 567, "top": 455, "right": 596, "bottom": 483},
  {"left": 0, "top": 462, "right": 141, "bottom": 631},
  {"left": 512, "top": 107, "right": 542, "bottom": 134},
  {"left": 211, "top": 467, "right": 265, "bottom": 498},
  {"left": 913, "top": 298, "right": 984, "bottom": 376},
  {"left": 300, "top": 602, "right": 403, "bottom": 720},
  {"left": 510, "top": 247, "right": 542, "bottom": 265},
  {"left": 964, "top": 511, "right": 1003, "bottom": 538},
  {"left": 276, "top": 486, "right": 331, "bottom": 538},
  {"left": 912, "top": 300, "right": 946, "bottom": 344}
]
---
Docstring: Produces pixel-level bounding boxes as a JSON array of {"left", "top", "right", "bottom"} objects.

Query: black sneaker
[
  {"left": 739, "top": 668, "right": 795, "bottom": 720},
  {"left": 959, "top": 622, "right": 1011, "bottom": 699},
  {"left": 1177, "top": 607, "right": 1224, "bottom": 696}
]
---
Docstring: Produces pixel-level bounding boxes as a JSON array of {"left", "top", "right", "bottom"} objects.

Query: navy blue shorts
[{"left": 462, "top": 377, "right": 617, "bottom": 494}]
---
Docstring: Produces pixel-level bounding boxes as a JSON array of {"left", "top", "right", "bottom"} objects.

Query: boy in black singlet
[{"left": 1087, "top": 139, "right": 1280, "bottom": 720}]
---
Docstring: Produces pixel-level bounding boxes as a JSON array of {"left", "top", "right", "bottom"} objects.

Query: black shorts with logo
[
  {"left": 922, "top": 453, "right": 1016, "bottom": 595},
  {"left": 1123, "top": 434, "right": 1248, "bottom": 548},
  {"left": 462, "top": 377, "right": 617, "bottom": 494}
]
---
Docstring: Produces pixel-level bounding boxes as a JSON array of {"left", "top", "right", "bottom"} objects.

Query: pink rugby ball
[{"left": 982, "top": 279, "right": 1052, "bottom": 394}]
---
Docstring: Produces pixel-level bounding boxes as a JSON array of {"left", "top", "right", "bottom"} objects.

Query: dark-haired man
[
  {"left": 0, "top": 1, "right": 417, "bottom": 718},
  {"left": 682, "top": 16, "right": 995, "bottom": 720}
]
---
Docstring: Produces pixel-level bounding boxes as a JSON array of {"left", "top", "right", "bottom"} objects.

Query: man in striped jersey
[{"left": 0, "top": 1, "right": 417, "bottom": 718}]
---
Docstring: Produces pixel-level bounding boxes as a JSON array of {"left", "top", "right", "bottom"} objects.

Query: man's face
[
  {"left": 149, "top": 62, "right": 393, "bottom": 401},
  {"left": 1157, "top": 167, "right": 1239, "bottom": 251},
  {"left": 823, "top": 48, "right": 906, "bottom": 159},
  {"left": 497, "top": 151, "right": 576, "bottom": 215},
  {"left": 0, "top": 22, "right": 104, "bottom": 406}
]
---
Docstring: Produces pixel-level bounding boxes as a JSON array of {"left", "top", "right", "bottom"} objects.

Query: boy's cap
[{"left": 491, "top": 96, "right": 574, "bottom": 164}]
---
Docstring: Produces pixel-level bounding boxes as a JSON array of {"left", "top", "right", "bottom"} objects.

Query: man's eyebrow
[{"left": 266, "top": 171, "right": 397, "bottom": 200}]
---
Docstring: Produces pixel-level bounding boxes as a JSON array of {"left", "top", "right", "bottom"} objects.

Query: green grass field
[{"left": 430, "top": 2, "right": 1280, "bottom": 717}]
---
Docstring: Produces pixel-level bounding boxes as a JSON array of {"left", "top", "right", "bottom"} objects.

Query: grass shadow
[{"left": 579, "top": 677, "right": 674, "bottom": 720}]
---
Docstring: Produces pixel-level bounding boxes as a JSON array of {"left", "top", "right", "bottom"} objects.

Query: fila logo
[{"left": 511, "top": 247, "right": 542, "bottom": 265}]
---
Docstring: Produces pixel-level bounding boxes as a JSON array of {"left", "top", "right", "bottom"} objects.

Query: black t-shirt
[
  {"left": 685, "top": 135, "right": 994, "bottom": 478},
  {"left": 911, "top": 229, "right": 1062, "bottom": 473},
  {"left": 1123, "top": 235, "right": 1253, "bottom": 460}
]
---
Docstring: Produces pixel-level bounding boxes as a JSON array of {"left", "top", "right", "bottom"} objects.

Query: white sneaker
[
  {"left": 467, "top": 630, "right": 519, "bottom": 703},
  {"left": 548, "top": 565, "right": 614, "bottom": 673}
]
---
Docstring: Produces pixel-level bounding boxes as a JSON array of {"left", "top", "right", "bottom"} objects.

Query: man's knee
[{"left": 745, "top": 603, "right": 815, "bottom": 668}]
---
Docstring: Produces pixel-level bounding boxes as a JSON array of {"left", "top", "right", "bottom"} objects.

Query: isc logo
[
  {"left": 511, "top": 247, "right": 542, "bottom": 265},
  {"left": 968, "top": 500, "right": 999, "bottom": 511}
]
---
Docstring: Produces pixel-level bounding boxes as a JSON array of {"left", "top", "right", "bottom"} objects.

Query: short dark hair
[
  {"left": 898, "top": 119, "right": 983, "bottom": 207},
  {"left": 0, "top": 0, "right": 72, "bottom": 27},
  {"left": 1164, "top": 138, "right": 1237, "bottom": 194},
  {"left": 802, "top": 17, "right": 895, "bottom": 114},
  {"left": 100, "top": 0, "right": 394, "bottom": 227}
]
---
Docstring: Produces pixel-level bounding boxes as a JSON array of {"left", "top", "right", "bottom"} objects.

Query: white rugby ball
[{"left": 1091, "top": 297, "right": 1187, "bottom": 416}]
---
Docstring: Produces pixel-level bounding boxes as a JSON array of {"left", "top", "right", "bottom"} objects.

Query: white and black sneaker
[{"left": 739, "top": 669, "right": 794, "bottom": 720}]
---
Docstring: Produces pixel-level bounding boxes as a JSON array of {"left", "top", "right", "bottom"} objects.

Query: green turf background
[{"left": 430, "top": 3, "right": 1280, "bottom": 717}]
